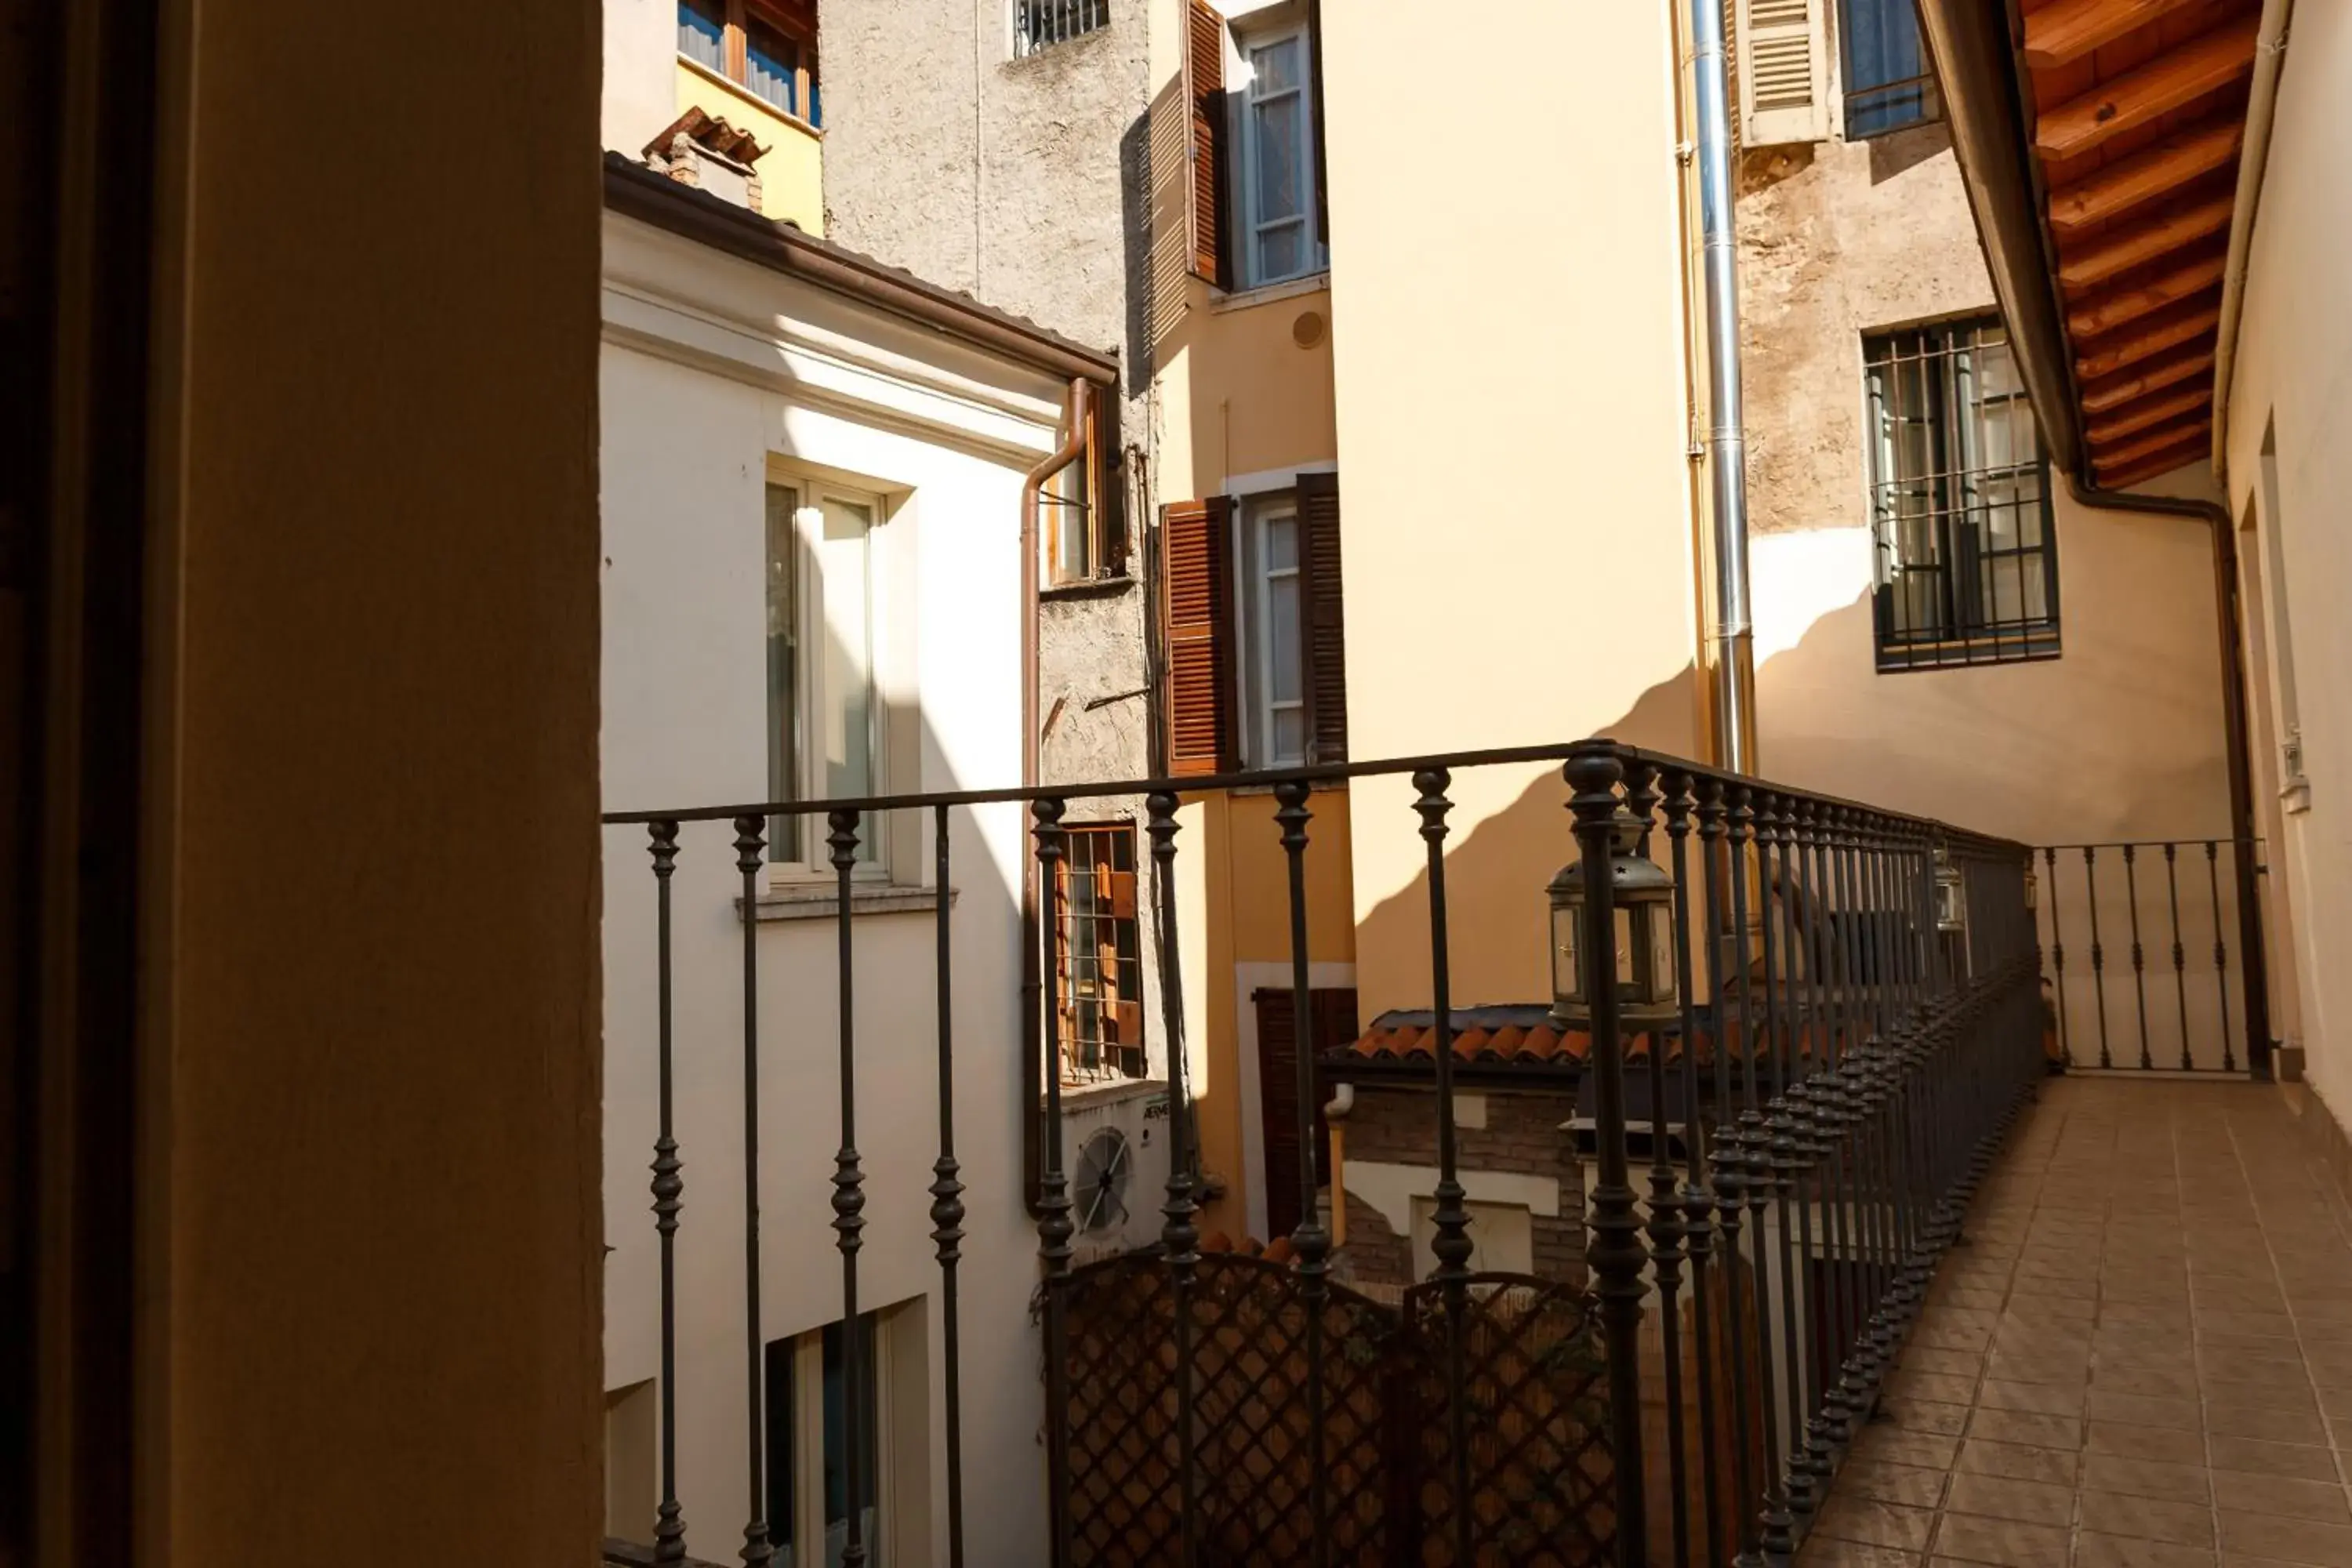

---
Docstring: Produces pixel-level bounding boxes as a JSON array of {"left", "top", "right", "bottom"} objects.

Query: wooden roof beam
[
  {"left": 2076, "top": 291, "right": 2222, "bottom": 379},
  {"left": 2067, "top": 248, "right": 2227, "bottom": 339},
  {"left": 2049, "top": 118, "right": 2244, "bottom": 236},
  {"left": 2034, "top": 14, "right": 2259, "bottom": 161},
  {"left": 2059, "top": 189, "right": 2237, "bottom": 292},
  {"left": 2087, "top": 384, "right": 2213, "bottom": 445},
  {"left": 2081, "top": 343, "right": 2216, "bottom": 414},
  {"left": 2094, "top": 426, "right": 2211, "bottom": 485},
  {"left": 2025, "top": 0, "right": 2212, "bottom": 69},
  {"left": 2095, "top": 413, "right": 2212, "bottom": 470}
]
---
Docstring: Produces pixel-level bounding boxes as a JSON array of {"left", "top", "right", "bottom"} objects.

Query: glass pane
[
  {"left": 821, "top": 1318, "right": 881, "bottom": 1567},
  {"left": 1252, "top": 93, "right": 1303, "bottom": 223},
  {"left": 1264, "top": 512, "right": 1298, "bottom": 571},
  {"left": 1613, "top": 906, "right": 1635, "bottom": 988},
  {"left": 1650, "top": 905, "right": 1678, "bottom": 1002},
  {"left": 1272, "top": 706, "right": 1308, "bottom": 763},
  {"left": 1268, "top": 575, "right": 1301, "bottom": 704},
  {"left": 1553, "top": 903, "right": 1580, "bottom": 1002},
  {"left": 817, "top": 497, "right": 877, "bottom": 850},
  {"left": 747, "top": 23, "right": 798, "bottom": 113},
  {"left": 1046, "top": 459, "right": 1091, "bottom": 582},
  {"left": 767, "top": 485, "right": 801, "bottom": 861},
  {"left": 678, "top": 0, "right": 725, "bottom": 70},
  {"left": 1252, "top": 36, "right": 1301, "bottom": 94},
  {"left": 1258, "top": 221, "right": 1305, "bottom": 283}
]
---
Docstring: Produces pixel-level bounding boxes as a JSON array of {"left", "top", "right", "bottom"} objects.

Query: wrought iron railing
[
  {"left": 604, "top": 737, "right": 2042, "bottom": 1566},
  {"left": 2033, "top": 838, "right": 2270, "bottom": 1076}
]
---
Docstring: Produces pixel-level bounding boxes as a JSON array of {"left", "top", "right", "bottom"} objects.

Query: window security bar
[{"left": 1013, "top": 0, "right": 1110, "bottom": 58}]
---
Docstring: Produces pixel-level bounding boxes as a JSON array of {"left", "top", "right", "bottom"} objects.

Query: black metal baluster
[
  {"left": 1806, "top": 807, "right": 1855, "bottom": 1444},
  {"left": 1821, "top": 811, "right": 1867, "bottom": 1431},
  {"left": 2124, "top": 845, "right": 2153, "bottom": 1070},
  {"left": 2164, "top": 844, "right": 2192, "bottom": 1072},
  {"left": 1787, "top": 799, "right": 1837, "bottom": 1508},
  {"left": 1699, "top": 777, "right": 1759, "bottom": 1563},
  {"left": 1727, "top": 784, "right": 1788, "bottom": 1567},
  {"left": 930, "top": 805, "right": 967, "bottom": 1568},
  {"left": 735, "top": 818, "right": 775, "bottom": 1568},
  {"left": 1629, "top": 766, "right": 1692, "bottom": 1568},
  {"left": 1033, "top": 800, "right": 1076, "bottom": 1568},
  {"left": 1566, "top": 744, "right": 1650, "bottom": 1568},
  {"left": 827, "top": 811, "right": 870, "bottom": 1568},
  {"left": 2209, "top": 841, "right": 2238, "bottom": 1074},
  {"left": 649, "top": 822, "right": 688, "bottom": 1564},
  {"left": 2085, "top": 847, "right": 2112, "bottom": 1069},
  {"left": 1664, "top": 771, "right": 1727, "bottom": 1568},
  {"left": 2044, "top": 846, "right": 2070, "bottom": 1069},
  {"left": 1413, "top": 769, "right": 1475, "bottom": 1568},
  {"left": 1272, "top": 779, "right": 1332, "bottom": 1567},
  {"left": 1146, "top": 793, "right": 1200, "bottom": 1568},
  {"left": 1748, "top": 791, "right": 1796, "bottom": 1563}
]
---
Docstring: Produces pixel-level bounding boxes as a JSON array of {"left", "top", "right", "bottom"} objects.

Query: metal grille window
[
  {"left": 1056, "top": 824, "right": 1143, "bottom": 1080},
  {"left": 1867, "top": 319, "right": 2060, "bottom": 671},
  {"left": 1014, "top": 0, "right": 1109, "bottom": 57},
  {"left": 1839, "top": 0, "right": 1941, "bottom": 138}
]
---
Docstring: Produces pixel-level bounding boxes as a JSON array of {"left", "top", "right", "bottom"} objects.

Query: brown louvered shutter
[
  {"left": 1162, "top": 497, "right": 1236, "bottom": 776},
  {"left": 1185, "top": 0, "right": 1229, "bottom": 287},
  {"left": 1298, "top": 471, "right": 1348, "bottom": 763}
]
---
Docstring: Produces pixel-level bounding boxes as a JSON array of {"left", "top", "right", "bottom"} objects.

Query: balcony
[{"left": 599, "top": 735, "right": 2332, "bottom": 1566}]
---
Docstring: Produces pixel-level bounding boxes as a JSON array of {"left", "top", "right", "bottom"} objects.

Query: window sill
[
  {"left": 1040, "top": 574, "right": 1136, "bottom": 602},
  {"left": 739, "top": 884, "right": 956, "bottom": 924},
  {"left": 1055, "top": 1074, "right": 1165, "bottom": 1112},
  {"left": 676, "top": 53, "right": 825, "bottom": 141},
  {"left": 1208, "top": 273, "right": 1330, "bottom": 315},
  {"left": 1875, "top": 631, "right": 2060, "bottom": 674}
]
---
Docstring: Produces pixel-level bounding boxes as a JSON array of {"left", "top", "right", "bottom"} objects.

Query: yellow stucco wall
[
  {"left": 674, "top": 57, "right": 824, "bottom": 235},
  {"left": 1157, "top": 282, "right": 1340, "bottom": 495},
  {"left": 2223, "top": 0, "right": 2352, "bottom": 1115},
  {"left": 1319, "top": 2, "right": 1705, "bottom": 1018}
]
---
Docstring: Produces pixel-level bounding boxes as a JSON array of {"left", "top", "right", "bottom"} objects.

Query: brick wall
[{"left": 1334, "top": 1080, "right": 1587, "bottom": 1290}]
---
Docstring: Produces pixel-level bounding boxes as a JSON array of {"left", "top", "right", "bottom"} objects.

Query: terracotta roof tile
[{"left": 1327, "top": 1004, "right": 1864, "bottom": 1070}]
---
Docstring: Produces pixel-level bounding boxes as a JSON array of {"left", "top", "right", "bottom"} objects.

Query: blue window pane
[
  {"left": 678, "top": 0, "right": 725, "bottom": 71},
  {"left": 1841, "top": 0, "right": 1936, "bottom": 136},
  {"left": 747, "top": 23, "right": 798, "bottom": 114}
]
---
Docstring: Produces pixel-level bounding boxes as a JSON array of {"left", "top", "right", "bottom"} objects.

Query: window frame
[
  {"left": 1864, "top": 317, "right": 2061, "bottom": 673},
  {"left": 1041, "top": 387, "right": 1118, "bottom": 590},
  {"left": 763, "top": 1310, "right": 894, "bottom": 1568},
  {"left": 1230, "top": 19, "right": 1326, "bottom": 291},
  {"left": 678, "top": 0, "right": 822, "bottom": 130},
  {"left": 1235, "top": 491, "right": 1308, "bottom": 768},
  {"left": 766, "top": 468, "right": 888, "bottom": 876},
  {"left": 1054, "top": 822, "right": 1145, "bottom": 1083}
]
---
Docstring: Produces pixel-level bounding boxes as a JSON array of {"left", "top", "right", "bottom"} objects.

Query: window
[
  {"left": 679, "top": 0, "right": 822, "bottom": 129},
  {"left": 1243, "top": 494, "right": 1308, "bottom": 766},
  {"left": 1013, "top": 0, "right": 1110, "bottom": 58},
  {"left": 1055, "top": 824, "right": 1143, "bottom": 1081},
  {"left": 1040, "top": 387, "right": 1121, "bottom": 588},
  {"left": 1233, "top": 22, "right": 1323, "bottom": 288},
  {"left": 768, "top": 477, "right": 882, "bottom": 866},
  {"left": 1865, "top": 320, "right": 2059, "bottom": 671},
  {"left": 1159, "top": 473, "right": 1346, "bottom": 775},
  {"left": 764, "top": 1312, "right": 887, "bottom": 1567},
  {"left": 1839, "top": 0, "right": 1940, "bottom": 138}
]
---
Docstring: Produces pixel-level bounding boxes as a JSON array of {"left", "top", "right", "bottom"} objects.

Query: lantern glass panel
[
  {"left": 1614, "top": 906, "right": 1636, "bottom": 989},
  {"left": 1552, "top": 899, "right": 1581, "bottom": 1006},
  {"left": 1648, "top": 903, "right": 1677, "bottom": 1001}
]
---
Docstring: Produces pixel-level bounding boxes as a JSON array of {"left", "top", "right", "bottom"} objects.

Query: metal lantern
[
  {"left": 1933, "top": 843, "right": 1968, "bottom": 934},
  {"left": 1548, "top": 808, "right": 1680, "bottom": 1029},
  {"left": 2024, "top": 861, "right": 2038, "bottom": 913}
]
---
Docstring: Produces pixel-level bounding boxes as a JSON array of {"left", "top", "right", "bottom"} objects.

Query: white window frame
[
  {"left": 770, "top": 1315, "right": 897, "bottom": 1568},
  {"left": 767, "top": 467, "right": 889, "bottom": 880},
  {"left": 1234, "top": 492, "right": 1307, "bottom": 768},
  {"left": 1231, "top": 19, "right": 1325, "bottom": 290}
]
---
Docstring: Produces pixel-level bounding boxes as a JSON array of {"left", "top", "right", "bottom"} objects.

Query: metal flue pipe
[{"left": 1692, "top": 0, "right": 1758, "bottom": 772}]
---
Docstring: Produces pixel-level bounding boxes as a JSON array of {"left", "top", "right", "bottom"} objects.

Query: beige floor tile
[
  {"left": 1969, "top": 1407, "right": 2087, "bottom": 1450},
  {"left": 2218, "top": 1510, "right": 2352, "bottom": 1566},
  {"left": 2073, "top": 1536, "right": 2219, "bottom": 1568},
  {"left": 2211, "top": 1473, "right": 2352, "bottom": 1526},
  {"left": 1958, "top": 1436, "right": 2083, "bottom": 1487},
  {"left": 2079, "top": 1490, "right": 2219, "bottom": 1547},
  {"left": 1814, "top": 1497, "right": 1936, "bottom": 1552},
  {"left": 2091, "top": 1392, "right": 2207, "bottom": 1432},
  {"left": 1931, "top": 1512, "right": 2072, "bottom": 1567},
  {"left": 1944, "top": 1470, "right": 2075, "bottom": 1526},
  {"left": 1837, "top": 1459, "right": 1951, "bottom": 1511},
  {"left": 1798, "top": 1538, "right": 1924, "bottom": 1567},
  {"left": 2209, "top": 1403, "right": 2332, "bottom": 1446},
  {"left": 2084, "top": 1454, "right": 2216, "bottom": 1504}
]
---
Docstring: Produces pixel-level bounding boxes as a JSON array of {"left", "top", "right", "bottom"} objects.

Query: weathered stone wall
[{"left": 1735, "top": 122, "right": 1996, "bottom": 539}]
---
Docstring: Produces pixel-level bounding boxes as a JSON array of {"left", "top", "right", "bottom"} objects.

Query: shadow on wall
[{"left": 1351, "top": 666, "right": 1700, "bottom": 1022}]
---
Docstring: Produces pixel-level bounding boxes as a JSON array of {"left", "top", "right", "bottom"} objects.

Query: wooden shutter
[
  {"left": 1298, "top": 471, "right": 1348, "bottom": 764},
  {"left": 1184, "top": 0, "right": 1229, "bottom": 287},
  {"left": 1161, "top": 497, "right": 1236, "bottom": 777},
  {"left": 1254, "top": 986, "right": 1359, "bottom": 1243},
  {"left": 1736, "top": 0, "right": 1829, "bottom": 147}
]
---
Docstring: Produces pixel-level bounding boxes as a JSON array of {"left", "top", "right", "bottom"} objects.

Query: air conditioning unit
[{"left": 1060, "top": 1082, "right": 1171, "bottom": 1264}]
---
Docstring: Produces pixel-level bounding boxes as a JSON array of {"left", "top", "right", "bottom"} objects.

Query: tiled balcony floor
[{"left": 1802, "top": 1076, "right": 2352, "bottom": 1568}]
